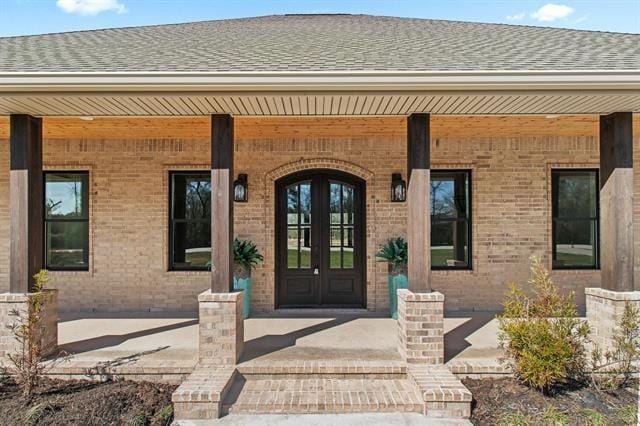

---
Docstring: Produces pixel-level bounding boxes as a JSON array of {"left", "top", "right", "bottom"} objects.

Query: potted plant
[
  {"left": 233, "top": 238, "right": 264, "bottom": 319},
  {"left": 376, "top": 237, "right": 408, "bottom": 319}
]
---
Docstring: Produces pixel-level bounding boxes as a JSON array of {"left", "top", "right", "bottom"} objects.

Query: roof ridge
[{"left": 0, "top": 13, "right": 637, "bottom": 40}]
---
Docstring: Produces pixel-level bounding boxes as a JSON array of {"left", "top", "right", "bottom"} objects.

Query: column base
[
  {"left": 397, "top": 289, "right": 444, "bottom": 364},
  {"left": 0, "top": 290, "right": 58, "bottom": 359},
  {"left": 198, "top": 290, "right": 244, "bottom": 365},
  {"left": 585, "top": 288, "right": 640, "bottom": 352}
]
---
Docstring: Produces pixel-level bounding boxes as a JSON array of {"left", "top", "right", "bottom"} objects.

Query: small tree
[
  {"left": 7, "top": 270, "right": 51, "bottom": 398},
  {"left": 498, "top": 257, "right": 590, "bottom": 393},
  {"left": 590, "top": 301, "right": 640, "bottom": 390}
]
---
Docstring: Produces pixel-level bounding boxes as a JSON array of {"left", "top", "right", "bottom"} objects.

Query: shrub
[
  {"left": 376, "top": 237, "right": 408, "bottom": 274},
  {"left": 498, "top": 257, "right": 590, "bottom": 393},
  {"left": 590, "top": 301, "right": 640, "bottom": 390},
  {"left": 7, "top": 270, "right": 52, "bottom": 398}
]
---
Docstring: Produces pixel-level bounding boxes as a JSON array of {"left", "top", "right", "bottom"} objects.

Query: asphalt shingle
[{"left": 0, "top": 14, "right": 638, "bottom": 72}]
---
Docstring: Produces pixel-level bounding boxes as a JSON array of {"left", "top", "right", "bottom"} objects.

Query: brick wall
[{"left": 0, "top": 116, "right": 637, "bottom": 313}]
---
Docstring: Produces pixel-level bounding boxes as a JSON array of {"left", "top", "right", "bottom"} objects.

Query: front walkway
[{"left": 50, "top": 311, "right": 503, "bottom": 382}]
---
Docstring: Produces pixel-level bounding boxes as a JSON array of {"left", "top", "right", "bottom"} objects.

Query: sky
[{"left": 0, "top": 0, "right": 639, "bottom": 37}]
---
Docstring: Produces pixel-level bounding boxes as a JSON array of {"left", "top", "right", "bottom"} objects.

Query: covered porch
[
  {"left": 50, "top": 310, "right": 501, "bottom": 383},
  {"left": 0, "top": 80, "right": 638, "bottom": 421}
]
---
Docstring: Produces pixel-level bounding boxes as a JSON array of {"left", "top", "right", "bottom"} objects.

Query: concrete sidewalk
[{"left": 176, "top": 413, "right": 473, "bottom": 425}]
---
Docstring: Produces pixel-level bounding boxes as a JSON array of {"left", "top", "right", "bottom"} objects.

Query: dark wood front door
[{"left": 276, "top": 170, "right": 365, "bottom": 308}]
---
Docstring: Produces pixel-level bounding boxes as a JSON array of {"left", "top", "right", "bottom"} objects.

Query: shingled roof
[{"left": 0, "top": 14, "right": 638, "bottom": 73}]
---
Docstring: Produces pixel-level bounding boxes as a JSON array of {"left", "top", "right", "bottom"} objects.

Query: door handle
[{"left": 313, "top": 267, "right": 319, "bottom": 275}]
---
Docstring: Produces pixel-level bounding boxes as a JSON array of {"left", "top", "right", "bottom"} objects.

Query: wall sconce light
[
  {"left": 234, "top": 174, "right": 248, "bottom": 202},
  {"left": 391, "top": 173, "right": 406, "bottom": 202}
]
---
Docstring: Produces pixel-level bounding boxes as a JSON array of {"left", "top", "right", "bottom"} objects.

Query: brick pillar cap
[
  {"left": 586, "top": 287, "right": 640, "bottom": 301},
  {"left": 0, "top": 289, "right": 58, "bottom": 303},
  {"left": 397, "top": 289, "right": 444, "bottom": 302},
  {"left": 198, "top": 290, "right": 243, "bottom": 302}
]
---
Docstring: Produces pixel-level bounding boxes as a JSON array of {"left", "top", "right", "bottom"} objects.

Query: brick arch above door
[{"left": 263, "top": 158, "right": 378, "bottom": 311}]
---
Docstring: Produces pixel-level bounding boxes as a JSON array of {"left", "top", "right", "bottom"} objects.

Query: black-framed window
[
  {"left": 552, "top": 169, "right": 599, "bottom": 269},
  {"left": 169, "top": 172, "right": 211, "bottom": 271},
  {"left": 430, "top": 170, "right": 472, "bottom": 270},
  {"left": 44, "top": 172, "right": 89, "bottom": 270}
]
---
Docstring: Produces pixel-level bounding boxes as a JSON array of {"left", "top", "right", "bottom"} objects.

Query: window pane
[
  {"left": 45, "top": 173, "right": 88, "bottom": 219},
  {"left": 300, "top": 227, "right": 311, "bottom": 268},
  {"left": 553, "top": 219, "right": 597, "bottom": 268},
  {"left": 287, "top": 185, "right": 299, "bottom": 225},
  {"left": 330, "top": 227, "right": 341, "bottom": 247},
  {"left": 300, "top": 183, "right": 311, "bottom": 224},
  {"left": 46, "top": 221, "right": 88, "bottom": 268},
  {"left": 287, "top": 228, "right": 299, "bottom": 268},
  {"left": 430, "top": 171, "right": 471, "bottom": 269},
  {"left": 342, "top": 185, "right": 354, "bottom": 224},
  {"left": 330, "top": 183, "right": 341, "bottom": 224},
  {"left": 431, "top": 173, "right": 468, "bottom": 218},
  {"left": 556, "top": 171, "right": 597, "bottom": 218},
  {"left": 172, "top": 174, "right": 211, "bottom": 220},
  {"left": 330, "top": 247, "right": 342, "bottom": 269},
  {"left": 431, "top": 220, "right": 469, "bottom": 268},
  {"left": 172, "top": 222, "right": 211, "bottom": 269}
]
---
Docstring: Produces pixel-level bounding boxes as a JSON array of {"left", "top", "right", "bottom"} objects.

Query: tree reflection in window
[
  {"left": 430, "top": 171, "right": 471, "bottom": 269},
  {"left": 44, "top": 172, "right": 89, "bottom": 270},
  {"left": 170, "top": 172, "right": 211, "bottom": 270},
  {"left": 552, "top": 170, "right": 599, "bottom": 269}
]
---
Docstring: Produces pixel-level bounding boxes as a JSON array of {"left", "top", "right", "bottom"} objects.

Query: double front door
[{"left": 276, "top": 170, "right": 365, "bottom": 308}]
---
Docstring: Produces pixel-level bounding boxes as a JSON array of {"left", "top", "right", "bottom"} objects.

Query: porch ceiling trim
[
  {"left": 0, "top": 70, "right": 639, "bottom": 116},
  {"left": 1, "top": 70, "right": 640, "bottom": 93}
]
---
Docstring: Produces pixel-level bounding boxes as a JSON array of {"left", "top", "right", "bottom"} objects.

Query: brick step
[
  {"left": 236, "top": 359, "right": 406, "bottom": 377},
  {"left": 222, "top": 376, "right": 424, "bottom": 414},
  {"left": 407, "top": 365, "right": 473, "bottom": 419}
]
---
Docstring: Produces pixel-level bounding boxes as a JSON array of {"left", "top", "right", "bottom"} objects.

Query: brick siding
[{"left": 0, "top": 116, "right": 637, "bottom": 313}]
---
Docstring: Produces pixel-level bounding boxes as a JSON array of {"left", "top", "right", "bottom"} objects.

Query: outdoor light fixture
[
  {"left": 234, "top": 174, "right": 248, "bottom": 202},
  {"left": 391, "top": 173, "right": 406, "bottom": 202}
]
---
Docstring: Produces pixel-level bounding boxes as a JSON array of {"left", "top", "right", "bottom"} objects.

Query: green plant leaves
[
  {"left": 233, "top": 238, "right": 264, "bottom": 274},
  {"left": 376, "top": 237, "right": 408, "bottom": 271}
]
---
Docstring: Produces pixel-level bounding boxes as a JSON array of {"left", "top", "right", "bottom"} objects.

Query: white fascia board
[{"left": 0, "top": 70, "right": 639, "bottom": 93}]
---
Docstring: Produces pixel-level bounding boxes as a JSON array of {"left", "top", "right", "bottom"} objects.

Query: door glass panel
[
  {"left": 329, "top": 181, "right": 356, "bottom": 269},
  {"left": 287, "top": 228, "right": 299, "bottom": 268},
  {"left": 300, "top": 226, "right": 311, "bottom": 268},
  {"left": 286, "top": 182, "right": 311, "bottom": 269}
]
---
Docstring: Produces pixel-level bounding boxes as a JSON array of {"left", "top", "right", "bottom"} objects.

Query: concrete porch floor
[{"left": 50, "top": 310, "right": 503, "bottom": 381}]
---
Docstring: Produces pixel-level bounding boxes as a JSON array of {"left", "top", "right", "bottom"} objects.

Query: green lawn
[
  {"left": 184, "top": 251, "right": 211, "bottom": 268},
  {"left": 555, "top": 252, "right": 595, "bottom": 267}
]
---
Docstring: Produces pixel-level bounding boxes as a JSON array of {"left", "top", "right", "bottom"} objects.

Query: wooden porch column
[
  {"left": 9, "top": 114, "right": 43, "bottom": 293},
  {"left": 599, "top": 112, "right": 634, "bottom": 291},
  {"left": 211, "top": 114, "right": 234, "bottom": 293},
  {"left": 407, "top": 113, "right": 431, "bottom": 292}
]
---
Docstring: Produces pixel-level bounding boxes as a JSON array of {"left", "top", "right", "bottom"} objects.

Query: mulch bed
[
  {"left": 464, "top": 377, "right": 638, "bottom": 425},
  {"left": 0, "top": 377, "right": 176, "bottom": 425}
]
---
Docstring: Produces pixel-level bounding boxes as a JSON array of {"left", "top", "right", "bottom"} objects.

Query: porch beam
[
  {"left": 211, "top": 114, "right": 234, "bottom": 293},
  {"left": 407, "top": 113, "right": 431, "bottom": 292},
  {"left": 599, "top": 112, "right": 634, "bottom": 291},
  {"left": 9, "top": 114, "right": 44, "bottom": 293}
]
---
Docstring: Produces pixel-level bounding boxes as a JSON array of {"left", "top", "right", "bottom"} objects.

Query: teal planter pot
[
  {"left": 233, "top": 276, "right": 253, "bottom": 319},
  {"left": 388, "top": 272, "right": 408, "bottom": 319}
]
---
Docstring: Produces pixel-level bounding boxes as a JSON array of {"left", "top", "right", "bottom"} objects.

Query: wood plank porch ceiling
[{"left": 0, "top": 93, "right": 639, "bottom": 116}]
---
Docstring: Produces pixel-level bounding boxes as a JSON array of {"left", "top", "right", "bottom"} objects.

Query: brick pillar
[
  {"left": 586, "top": 288, "right": 640, "bottom": 352},
  {"left": 0, "top": 290, "right": 58, "bottom": 359},
  {"left": 397, "top": 289, "right": 444, "bottom": 364},
  {"left": 198, "top": 290, "right": 244, "bottom": 364}
]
